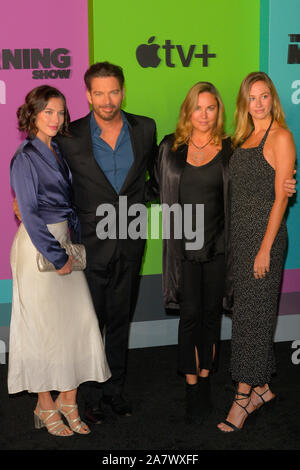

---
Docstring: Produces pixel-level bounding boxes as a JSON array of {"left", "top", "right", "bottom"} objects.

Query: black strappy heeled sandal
[
  {"left": 219, "top": 390, "right": 252, "bottom": 433},
  {"left": 251, "top": 387, "right": 277, "bottom": 413}
]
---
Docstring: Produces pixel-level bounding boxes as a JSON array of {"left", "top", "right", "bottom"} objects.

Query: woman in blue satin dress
[{"left": 8, "top": 86, "right": 110, "bottom": 436}]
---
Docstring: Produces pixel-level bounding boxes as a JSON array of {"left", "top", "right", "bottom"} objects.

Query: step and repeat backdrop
[{"left": 0, "top": 0, "right": 299, "bottom": 357}]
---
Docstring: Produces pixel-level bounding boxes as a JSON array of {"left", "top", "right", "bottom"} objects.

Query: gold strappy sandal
[
  {"left": 34, "top": 403, "right": 74, "bottom": 437},
  {"left": 56, "top": 396, "right": 90, "bottom": 434}
]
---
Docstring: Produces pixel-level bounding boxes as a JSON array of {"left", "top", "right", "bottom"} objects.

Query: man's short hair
[{"left": 84, "top": 62, "right": 125, "bottom": 90}]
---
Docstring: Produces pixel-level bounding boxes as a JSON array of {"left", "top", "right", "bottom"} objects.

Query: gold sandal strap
[
  {"left": 57, "top": 397, "right": 78, "bottom": 417},
  {"left": 56, "top": 397, "right": 89, "bottom": 433},
  {"left": 37, "top": 404, "right": 59, "bottom": 424},
  {"left": 47, "top": 419, "right": 67, "bottom": 433},
  {"left": 36, "top": 404, "right": 71, "bottom": 435},
  {"left": 72, "top": 422, "right": 86, "bottom": 432}
]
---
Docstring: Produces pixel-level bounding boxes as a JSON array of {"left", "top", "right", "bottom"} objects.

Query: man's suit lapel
[
  {"left": 119, "top": 112, "right": 143, "bottom": 195},
  {"left": 76, "top": 114, "right": 118, "bottom": 196},
  {"left": 75, "top": 114, "right": 94, "bottom": 161}
]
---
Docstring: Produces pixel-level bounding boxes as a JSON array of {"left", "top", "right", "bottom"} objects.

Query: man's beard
[{"left": 94, "top": 105, "right": 121, "bottom": 122}]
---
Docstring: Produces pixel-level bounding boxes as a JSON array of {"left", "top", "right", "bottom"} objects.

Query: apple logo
[{"left": 136, "top": 36, "right": 161, "bottom": 68}]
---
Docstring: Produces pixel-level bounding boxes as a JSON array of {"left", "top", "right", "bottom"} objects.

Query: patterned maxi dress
[{"left": 229, "top": 123, "right": 287, "bottom": 386}]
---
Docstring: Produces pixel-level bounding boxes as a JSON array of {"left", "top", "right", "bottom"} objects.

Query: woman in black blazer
[{"left": 155, "top": 82, "right": 232, "bottom": 423}]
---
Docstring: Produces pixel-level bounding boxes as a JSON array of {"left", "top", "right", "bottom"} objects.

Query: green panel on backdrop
[
  {"left": 88, "top": 0, "right": 94, "bottom": 64},
  {"left": 91, "top": 0, "right": 260, "bottom": 274}
]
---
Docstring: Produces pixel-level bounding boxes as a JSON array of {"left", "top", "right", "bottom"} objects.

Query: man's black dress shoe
[
  {"left": 102, "top": 394, "right": 132, "bottom": 417},
  {"left": 84, "top": 406, "right": 106, "bottom": 424}
]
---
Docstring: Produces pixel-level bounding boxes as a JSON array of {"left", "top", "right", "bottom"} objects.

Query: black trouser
[
  {"left": 178, "top": 254, "right": 225, "bottom": 375},
  {"left": 80, "top": 249, "right": 141, "bottom": 406}
]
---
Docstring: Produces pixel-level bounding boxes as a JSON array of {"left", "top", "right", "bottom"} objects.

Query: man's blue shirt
[{"left": 90, "top": 111, "right": 134, "bottom": 194}]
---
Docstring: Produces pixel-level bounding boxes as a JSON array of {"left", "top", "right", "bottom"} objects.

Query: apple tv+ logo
[{"left": 136, "top": 36, "right": 216, "bottom": 68}]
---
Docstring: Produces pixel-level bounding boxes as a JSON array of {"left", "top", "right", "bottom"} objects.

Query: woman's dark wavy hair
[{"left": 17, "top": 85, "right": 70, "bottom": 137}]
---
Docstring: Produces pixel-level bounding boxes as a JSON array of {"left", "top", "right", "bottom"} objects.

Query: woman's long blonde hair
[
  {"left": 232, "top": 71, "right": 287, "bottom": 147},
  {"left": 172, "top": 82, "right": 225, "bottom": 151}
]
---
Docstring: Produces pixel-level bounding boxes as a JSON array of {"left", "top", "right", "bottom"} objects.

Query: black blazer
[
  {"left": 55, "top": 111, "right": 157, "bottom": 268},
  {"left": 154, "top": 134, "right": 233, "bottom": 312}
]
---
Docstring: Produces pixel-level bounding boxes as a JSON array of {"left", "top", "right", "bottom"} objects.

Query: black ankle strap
[
  {"left": 235, "top": 391, "right": 251, "bottom": 399},
  {"left": 252, "top": 387, "right": 270, "bottom": 402},
  {"left": 234, "top": 392, "right": 251, "bottom": 415}
]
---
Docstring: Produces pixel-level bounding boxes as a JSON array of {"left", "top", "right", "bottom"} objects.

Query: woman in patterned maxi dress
[{"left": 218, "top": 72, "right": 296, "bottom": 432}]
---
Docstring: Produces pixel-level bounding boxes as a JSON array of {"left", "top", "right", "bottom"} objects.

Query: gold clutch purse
[{"left": 36, "top": 243, "right": 86, "bottom": 272}]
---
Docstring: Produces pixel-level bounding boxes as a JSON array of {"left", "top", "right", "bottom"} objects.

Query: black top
[
  {"left": 179, "top": 150, "right": 224, "bottom": 262},
  {"left": 156, "top": 134, "right": 232, "bottom": 310}
]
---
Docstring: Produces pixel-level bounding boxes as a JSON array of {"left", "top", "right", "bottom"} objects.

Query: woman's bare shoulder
[{"left": 271, "top": 126, "right": 294, "bottom": 144}]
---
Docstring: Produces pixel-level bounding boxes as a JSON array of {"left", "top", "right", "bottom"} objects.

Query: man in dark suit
[{"left": 56, "top": 62, "right": 157, "bottom": 423}]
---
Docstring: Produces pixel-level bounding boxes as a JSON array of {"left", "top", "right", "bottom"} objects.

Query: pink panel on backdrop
[
  {"left": 281, "top": 269, "right": 300, "bottom": 293},
  {"left": 0, "top": 0, "right": 90, "bottom": 278}
]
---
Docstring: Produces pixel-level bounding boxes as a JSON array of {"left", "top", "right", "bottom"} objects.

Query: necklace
[
  {"left": 190, "top": 136, "right": 213, "bottom": 152},
  {"left": 188, "top": 136, "right": 213, "bottom": 165}
]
